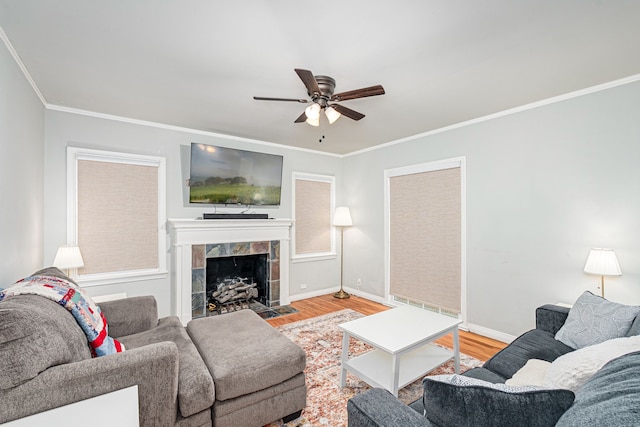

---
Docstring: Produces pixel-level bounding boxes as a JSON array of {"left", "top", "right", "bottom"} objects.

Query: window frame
[
  {"left": 291, "top": 171, "right": 336, "bottom": 262},
  {"left": 66, "top": 147, "right": 168, "bottom": 286},
  {"left": 383, "top": 156, "right": 467, "bottom": 324}
]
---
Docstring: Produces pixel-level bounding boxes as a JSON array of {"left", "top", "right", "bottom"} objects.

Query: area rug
[{"left": 266, "top": 309, "right": 483, "bottom": 427}]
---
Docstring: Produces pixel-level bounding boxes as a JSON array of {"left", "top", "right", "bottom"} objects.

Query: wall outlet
[
  {"left": 300, "top": 283, "right": 307, "bottom": 289},
  {"left": 357, "top": 278, "right": 362, "bottom": 289}
]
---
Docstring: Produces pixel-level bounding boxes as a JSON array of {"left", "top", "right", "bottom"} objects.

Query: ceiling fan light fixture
[
  {"left": 325, "top": 106, "right": 341, "bottom": 124},
  {"left": 305, "top": 115, "right": 320, "bottom": 126},
  {"left": 304, "top": 103, "right": 321, "bottom": 120}
]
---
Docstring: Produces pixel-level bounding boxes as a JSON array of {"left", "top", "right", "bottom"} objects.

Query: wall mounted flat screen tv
[{"left": 189, "top": 143, "right": 283, "bottom": 206}]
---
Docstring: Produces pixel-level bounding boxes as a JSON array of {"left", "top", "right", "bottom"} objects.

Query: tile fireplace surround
[{"left": 168, "top": 218, "right": 293, "bottom": 325}]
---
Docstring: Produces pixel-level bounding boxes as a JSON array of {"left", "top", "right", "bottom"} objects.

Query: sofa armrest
[
  {"left": 347, "top": 388, "right": 434, "bottom": 427},
  {"left": 536, "top": 304, "right": 570, "bottom": 335},
  {"left": 99, "top": 295, "right": 159, "bottom": 337},
  {"left": 0, "top": 342, "right": 179, "bottom": 427}
]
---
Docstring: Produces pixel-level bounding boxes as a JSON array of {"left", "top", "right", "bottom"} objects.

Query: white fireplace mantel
[{"left": 168, "top": 218, "right": 293, "bottom": 324}]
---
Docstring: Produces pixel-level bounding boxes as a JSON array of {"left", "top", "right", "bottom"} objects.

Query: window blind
[
  {"left": 389, "top": 166, "right": 461, "bottom": 313},
  {"left": 77, "top": 159, "right": 159, "bottom": 275},
  {"left": 294, "top": 178, "right": 332, "bottom": 255}
]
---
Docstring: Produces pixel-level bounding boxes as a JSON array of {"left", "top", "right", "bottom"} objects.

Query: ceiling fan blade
[
  {"left": 253, "top": 96, "right": 308, "bottom": 103},
  {"left": 331, "top": 85, "right": 385, "bottom": 102},
  {"left": 331, "top": 104, "right": 365, "bottom": 121},
  {"left": 294, "top": 68, "right": 322, "bottom": 97},
  {"left": 294, "top": 111, "right": 307, "bottom": 123}
]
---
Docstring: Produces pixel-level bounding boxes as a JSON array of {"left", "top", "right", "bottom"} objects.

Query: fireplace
[
  {"left": 168, "top": 218, "right": 293, "bottom": 324},
  {"left": 206, "top": 254, "right": 268, "bottom": 305}
]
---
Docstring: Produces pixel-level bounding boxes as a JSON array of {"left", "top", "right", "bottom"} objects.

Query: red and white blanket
[{"left": 0, "top": 274, "right": 124, "bottom": 357}]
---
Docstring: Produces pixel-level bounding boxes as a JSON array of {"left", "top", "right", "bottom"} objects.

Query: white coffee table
[{"left": 339, "top": 305, "right": 462, "bottom": 397}]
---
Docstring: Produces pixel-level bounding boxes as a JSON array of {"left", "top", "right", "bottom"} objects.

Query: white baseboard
[
  {"left": 343, "top": 287, "right": 392, "bottom": 306},
  {"left": 289, "top": 287, "right": 341, "bottom": 302},
  {"left": 465, "top": 322, "right": 516, "bottom": 344},
  {"left": 289, "top": 286, "right": 393, "bottom": 307}
]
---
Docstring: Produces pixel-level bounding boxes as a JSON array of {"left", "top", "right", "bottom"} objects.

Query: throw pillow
[
  {"left": 422, "top": 374, "right": 575, "bottom": 427},
  {"left": 505, "top": 359, "right": 551, "bottom": 386},
  {"left": 543, "top": 334, "right": 640, "bottom": 391},
  {"left": 555, "top": 291, "right": 640, "bottom": 349}
]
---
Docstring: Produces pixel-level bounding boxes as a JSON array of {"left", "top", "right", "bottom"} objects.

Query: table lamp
[
  {"left": 584, "top": 248, "right": 621, "bottom": 298},
  {"left": 53, "top": 245, "right": 85, "bottom": 277}
]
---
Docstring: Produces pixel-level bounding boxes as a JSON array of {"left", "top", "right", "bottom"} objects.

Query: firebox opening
[{"left": 206, "top": 254, "right": 269, "bottom": 310}]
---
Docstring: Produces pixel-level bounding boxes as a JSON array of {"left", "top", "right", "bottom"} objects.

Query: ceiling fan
[{"left": 253, "top": 68, "right": 385, "bottom": 126}]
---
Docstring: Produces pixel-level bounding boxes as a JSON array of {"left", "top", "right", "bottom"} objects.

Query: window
[
  {"left": 292, "top": 172, "right": 335, "bottom": 261},
  {"left": 67, "top": 147, "right": 167, "bottom": 285},
  {"left": 384, "top": 157, "right": 466, "bottom": 319}
]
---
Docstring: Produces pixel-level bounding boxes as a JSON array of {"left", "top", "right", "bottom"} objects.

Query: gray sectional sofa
[
  {"left": 0, "top": 268, "right": 306, "bottom": 427},
  {"left": 348, "top": 297, "right": 640, "bottom": 426}
]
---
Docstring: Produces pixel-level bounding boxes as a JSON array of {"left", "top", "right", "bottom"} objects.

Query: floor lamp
[{"left": 334, "top": 207, "right": 353, "bottom": 299}]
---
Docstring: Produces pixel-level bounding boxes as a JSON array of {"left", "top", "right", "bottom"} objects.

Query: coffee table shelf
[{"left": 344, "top": 343, "right": 453, "bottom": 392}]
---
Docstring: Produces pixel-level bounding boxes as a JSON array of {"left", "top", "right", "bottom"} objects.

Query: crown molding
[
  {"left": 0, "top": 25, "right": 46, "bottom": 106},
  {"left": 345, "top": 73, "right": 640, "bottom": 157}
]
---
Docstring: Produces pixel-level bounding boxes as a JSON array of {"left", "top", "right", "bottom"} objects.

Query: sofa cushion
[
  {"left": 0, "top": 295, "right": 92, "bottom": 390},
  {"left": 423, "top": 374, "right": 575, "bottom": 427},
  {"left": 98, "top": 296, "right": 159, "bottom": 338},
  {"left": 542, "top": 334, "right": 640, "bottom": 391},
  {"left": 118, "top": 316, "right": 214, "bottom": 418},
  {"left": 556, "top": 351, "right": 640, "bottom": 426},
  {"left": 555, "top": 291, "right": 640, "bottom": 349},
  {"left": 483, "top": 329, "right": 573, "bottom": 379},
  {"left": 505, "top": 359, "right": 550, "bottom": 386}
]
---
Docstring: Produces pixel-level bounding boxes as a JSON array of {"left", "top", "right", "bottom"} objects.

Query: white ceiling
[{"left": 2, "top": 1, "right": 640, "bottom": 155}]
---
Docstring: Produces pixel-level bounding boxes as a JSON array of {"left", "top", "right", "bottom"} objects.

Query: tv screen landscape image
[{"left": 189, "top": 143, "right": 283, "bottom": 205}]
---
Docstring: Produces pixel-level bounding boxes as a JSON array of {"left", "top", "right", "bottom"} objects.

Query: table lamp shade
[
  {"left": 333, "top": 207, "right": 353, "bottom": 227},
  {"left": 53, "top": 246, "right": 85, "bottom": 270},
  {"left": 584, "top": 248, "right": 621, "bottom": 276}
]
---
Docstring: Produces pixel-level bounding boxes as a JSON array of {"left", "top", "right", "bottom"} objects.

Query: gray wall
[
  {"left": 342, "top": 81, "right": 640, "bottom": 337},
  {"left": 0, "top": 40, "right": 44, "bottom": 287},
  {"left": 43, "top": 110, "right": 343, "bottom": 316}
]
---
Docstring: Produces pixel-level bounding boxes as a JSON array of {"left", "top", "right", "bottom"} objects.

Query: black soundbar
[{"left": 202, "top": 213, "right": 269, "bottom": 220}]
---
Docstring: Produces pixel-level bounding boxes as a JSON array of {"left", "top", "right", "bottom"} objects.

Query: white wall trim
[
  {"left": 46, "top": 104, "right": 342, "bottom": 158},
  {"left": 289, "top": 286, "right": 391, "bottom": 307},
  {"left": 466, "top": 322, "right": 517, "bottom": 344},
  {"left": 0, "top": 25, "right": 47, "bottom": 106}
]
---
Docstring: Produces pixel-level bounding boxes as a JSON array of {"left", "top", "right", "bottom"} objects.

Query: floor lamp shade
[
  {"left": 584, "top": 248, "right": 621, "bottom": 297},
  {"left": 333, "top": 207, "right": 353, "bottom": 227},
  {"left": 334, "top": 207, "right": 352, "bottom": 299}
]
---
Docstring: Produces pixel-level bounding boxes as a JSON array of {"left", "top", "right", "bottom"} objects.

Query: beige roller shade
[
  {"left": 77, "top": 159, "right": 159, "bottom": 275},
  {"left": 389, "top": 167, "right": 461, "bottom": 313},
  {"left": 295, "top": 178, "right": 332, "bottom": 254}
]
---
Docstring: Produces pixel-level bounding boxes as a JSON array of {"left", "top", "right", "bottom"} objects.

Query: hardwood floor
[{"left": 266, "top": 293, "right": 507, "bottom": 362}]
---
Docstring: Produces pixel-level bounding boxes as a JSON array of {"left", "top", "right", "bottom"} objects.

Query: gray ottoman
[{"left": 187, "top": 309, "right": 307, "bottom": 427}]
